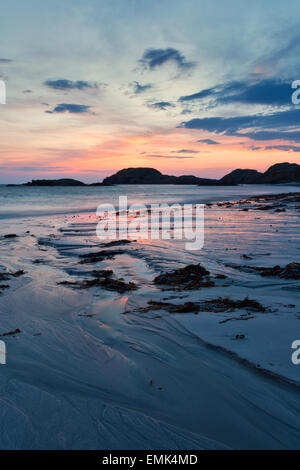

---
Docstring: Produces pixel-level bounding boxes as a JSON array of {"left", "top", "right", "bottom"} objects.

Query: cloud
[
  {"left": 0, "top": 58, "right": 13, "bottom": 63},
  {"left": 44, "top": 79, "right": 98, "bottom": 91},
  {"left": 250, "top": 143, "right": 300, "bottom": 151},
  {"left": 179, "top": 87, "right": 217, "bottom": 102},
  {"left": 148, "top": 101, "right": 175, "bottom": 110},
  {"left": 139, "top": 48, "right": 195, "bottom": 70},
  {"left": 197, "top": 139, "right": 220, "bottom": 145},
  {"left": 220, "top": 79, "right": 292, "bottom": 107},
  {"left": 254, "top": 30, "right": 300, "bottom": 75},
  {"left": 180, "top": 115, "right": 253, "bottom": 133},
  {"left": 179, "top": 79, "right": 293, "bottom": 107},
  {"left": 173, "top": 149, "right": 199, "bottom": 154},
  {"left": 249, "top": 145, "right": 262, "bottom": 151},
  {"left": 265, "top": 145, "right": 300, "bottom": 152},
  {"left": 131, "top": 81, "right": 152, "bottom": 94},
  {"left": 46, "top": 103, "right": 92, "bottom": 114},
  {"left": 147, "top": 154, "right": 194, "bottom": 159},
  {"left": 179, "top": 81, "right": 245, "bottom": 103},
  {"left": 243, "top": 130, "right": 300, "bottom": 142},
  {"left": 180, "top": 108, "right": 300, "bottom": 140},
  {"left": 0, "top": 165, "right": 67, "bottom": 172}
]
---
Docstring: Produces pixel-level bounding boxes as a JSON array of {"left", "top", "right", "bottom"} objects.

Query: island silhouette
[{"left": 10, "top": 162, "right": 300, "bottom": 186}]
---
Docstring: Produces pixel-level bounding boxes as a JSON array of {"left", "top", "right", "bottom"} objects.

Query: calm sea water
[{"left": 0, "top": 184, "right": 299, "bottom": 219}]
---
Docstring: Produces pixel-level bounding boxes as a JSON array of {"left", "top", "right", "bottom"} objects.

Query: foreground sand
[{"left": 0, "top": 191, "right": 299, "bottom": 449}]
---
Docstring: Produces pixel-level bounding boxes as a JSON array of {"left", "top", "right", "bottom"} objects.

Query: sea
[{"left": 0, "top": 183, "right": 299, "bottom": 219}]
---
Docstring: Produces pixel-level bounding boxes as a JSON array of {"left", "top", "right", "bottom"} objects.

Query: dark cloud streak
[
  {"left": 265, "top": 144, "right": 300, "bottom": 152},
  {"left": 139, "top": 48, "right": 195, "bottom": 70},
  {"left": 148, "top": 101, "right": 175, "bottom": 110},
  {"left": 174, "top": 149, "right": 199, "bottom": 154},
  {"left": 44, "top": 79, "right": 98, "bottom": 91},
  {"left": 147, "top": 154, "right": 193, "bottom": 159},
  {"left": 179, "top": 79, "right": 293, "bottom": 107},
  {"left": 180, "top": 108, "right": 300, "bottom": 143},
  {"left": 46, "top": 103, "right": 92, "bottom": 114},
  {"left": 197, "top": 139, "right": 220, "bottom": 145},
  {"left": 131, "top": 81, "right": 152, "bottom": 94}
]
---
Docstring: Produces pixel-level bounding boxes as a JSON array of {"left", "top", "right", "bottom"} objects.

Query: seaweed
[
  {"left": 0, "top": 328, "right": 21, "bottom": 337},
  {"left": 145, "top": 296, "right": 266, "bottom": 314},
  {"left": 78, "top": 250, "right": 125, "bottom": 264},
  {"left": 228, "top": 262, "right": 300, "bottom": 280},
  {"left": 3, "top": 234, "right": 18, "bottom": 239},
  {"left": 154, "top": 264, "right": 215, "bottom": 290},
  {"left": 58, "top": 270, "right": 137, "bottom": 293}
]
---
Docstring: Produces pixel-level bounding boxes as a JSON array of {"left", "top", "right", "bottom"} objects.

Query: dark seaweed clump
[
  {"left": 3, "top": 234, "right": 18, "bottom": 239},
  {"left": 255, "top": 263, "right": 300, "bottom": 280},
  {"left": 58, "top": 270, "right": 136, "bottom": 293},
  {"left": 0, "top": 270, "right": 25, "bottom": 293},
  {"left": 101, "top": 240, "right": 132, "bottom": 248},
  {"left": 154, "top": 264, "right": 215, "bottom": 290},
  {"left": 146, "top": 296, "right": 266, "bottom": 314},
  {"left": 0, "top": 270, "right": 25, "bottom": 281},
  {"left": 79, "top": 250, "right": 125, "bottom": 264},
  {"left": 0, "top": 328, "right": 21, "bottom": 337},
  {"left": 229, "top": 262, "right": 300, "bottom": 280}
]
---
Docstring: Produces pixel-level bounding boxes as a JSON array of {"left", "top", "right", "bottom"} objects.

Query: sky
[{"left": 0, "top": 0, "right": 300, "bottom": 183}]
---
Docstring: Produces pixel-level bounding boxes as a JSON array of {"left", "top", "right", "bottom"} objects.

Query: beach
[{"left": 0, "top": 184, "right": 299, "bottom": 449}]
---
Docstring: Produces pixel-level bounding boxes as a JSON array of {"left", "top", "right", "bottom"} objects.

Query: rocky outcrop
[
  {"left": 262, "top": 163, "right": 300, "bottom": 183},
  {"left": 102, "top": 163, "right": 300, "bottom": 186},
  {"left": 101, "top": 167, "right": 220, "bottom": 186},
  {"left": 220, "top": 162, "right": 300, "bottom": 185},
  {"left": 219, "top": 169, "right": 263, "bottom": 185},
  {"left": 24, "top": 178, "right": 85, "bottom": 186},
  {"left": 101, "top": 168, "right": 164, "bottom": 185}
]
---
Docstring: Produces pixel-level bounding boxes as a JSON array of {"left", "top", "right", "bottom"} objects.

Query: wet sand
[{"left": 0, "top": 190, "right": 299, "bottom": 449}]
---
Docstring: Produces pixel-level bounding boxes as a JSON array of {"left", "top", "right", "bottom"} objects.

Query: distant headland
[{"left": 7, "top": 162, "right": 300, "bottom": 187}]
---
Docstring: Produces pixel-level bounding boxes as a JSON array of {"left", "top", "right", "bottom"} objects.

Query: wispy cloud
[
  {"left": 179, "top": 88, "right": 216, "bottom": 102},
  {"left": 44, "top": 79, "right": 98, "bottom": 91},
  {"left": 179, "top": 108, "right": 300, "bottom": 142},
  {"left": 0, "top": 165, "right": 67, "bottom": 172},
  {"left": 265, "top": 144, "right": 300, "bottom": 152},
  {"left": 173, "top": 149, "right": 199, "bottom": 154},
  {"left": 46, "top": 103, "right": 92, "bottom": 114},
  {"left": 197, "top": 139, "right": 220, "bottom": 145},
  {"left": 179, "top": 78, "right": 293, "bottom": 107},
  {"left": 254, "top": 30, "right": 300, "bottom": 75},
  {"left": 148, "top": 101, "right": 175, "bottom": 110},
  {"left": 244, "top": 131, "right": 300, "bottom": 142},
  {"left": 130, "top": 81, "right": 152, "bottom": 94},
  {"left": 139, "top": 48, "right": 195, "bottom": 70},
  {"left": 146, "top": 154, "right": 193, "bottom": 159}
]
